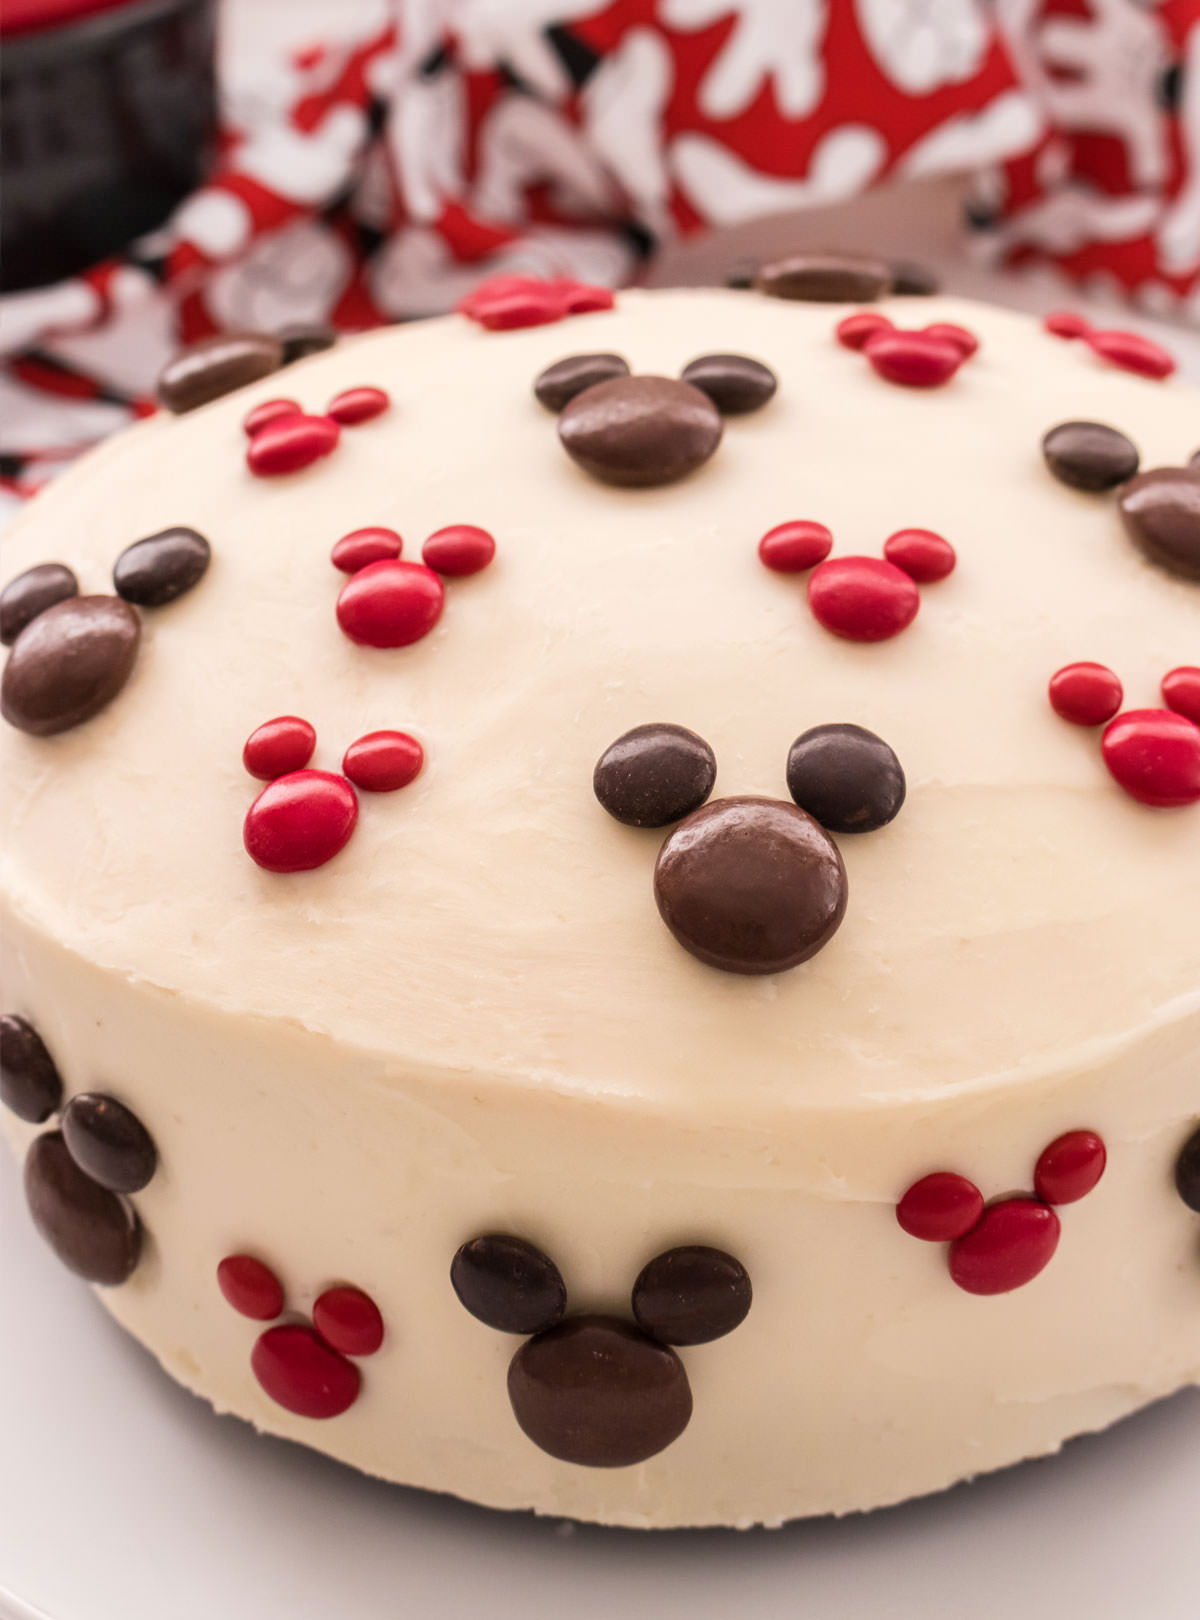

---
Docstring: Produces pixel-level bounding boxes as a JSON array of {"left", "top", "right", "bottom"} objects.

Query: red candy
[
  {"left": 243, "top": 715, "right": 317, "bottom": 780},
  {"left": 864, "top": 329, "right": 963, "bottom": 388},
  {"left": 458, "top": 274, "right": 614, "bottom": 331},
  {"left": 251, "top": 1324, "right": 360, "bottom": 1419},
  {"left": 807, "top": 556, "right": 920, "bottom": 642},
  {"left": 217, "top": 1254, "right": 285, "bottom": 1321},
  {"left": 883, "top": 528, "right": 956, "bottom": 583},
  {"left": 342, "top": 730, "right": 424, "bottom": 793},
  {"left": 1086, "top": 328, "right": 1176, "bottom": 380},
  {"left": 1048, "top": 662, "right": 1124, "bottom": 727},
  {"left": 243, "top": 398, "right": 301, "bottom": 437},
  {"left": 336, "top": 559, "right": 445, "bottom": 648},
  {"left": 1162, "top": 666, "right": 1200, "bottom": 726},
  {"left": 313, "top": 1286, "right": 385, "bottom": 1357},
  {"left": 835, "top": 312, "right": 893, "bottom": 351},
  {"left": 1101, "top": 708, "right": 1200, "bottom": 807},
  {"left": 1034, "top": 1131, "right": 1107, "bottom": 1207},
  {"left": 897, "top": 1172, "right": 984, "bottom": 1243},
  {"left": 243, "top": 770, "right": 359, "bottom": 872},
  {"left": 246, "top": 412, "right": 340, "bottom": 476},
  {"left": 947, "top": 1199, "right": 1061, "bottom": 1296},
  {"left": 1044, "top": 310, "right": 1092, "bottom": 341},
  {"left": 422, "top": 524, "right": 496, "bottom": 578},
  {"left": 921, "top": 322, "right": 979, "bottom": 359},
  {"left": 327, "top": 386, "right": 390, "bottom": 426},
  {"left": 331, "top": 526, "right": 404, "bottom": 574},
  {"left": 758, "top": 520, "right": 834, "bottom": 573}
]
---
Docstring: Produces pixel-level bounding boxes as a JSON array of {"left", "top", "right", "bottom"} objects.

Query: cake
[{"left": 1, "top": 268, "right": 1199, "bottom": 1531}]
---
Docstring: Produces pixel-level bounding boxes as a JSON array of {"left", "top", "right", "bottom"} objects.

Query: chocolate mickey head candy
[
  {"left": 755, "top": 252, "right": 892, "bottom": 303},
  {"left": 786, "top": 723, "right": 906, "bottom": 833},
  {"left": 452, "top": 1232, "right": 750, "bottom": 1467},
  {"left": 558, "top": 376, "right": 723, "bottom": 487},
  {"left": 0, "top": 1013, "right": 63, "bottom": 1123},
  {"left": 24, "top": 1132, "right": 143, "bottom": 1286}
]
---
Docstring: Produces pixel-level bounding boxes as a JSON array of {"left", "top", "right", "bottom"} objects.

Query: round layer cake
[{"left": 1, "top": 284, "right": 1199, "bottom": 1530}]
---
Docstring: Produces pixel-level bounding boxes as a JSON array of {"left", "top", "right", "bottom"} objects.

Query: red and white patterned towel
[{"left": 2, "top": 0, "right": 1198, "bottom": 513}]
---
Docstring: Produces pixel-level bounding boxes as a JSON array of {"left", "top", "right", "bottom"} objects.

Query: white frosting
[{"left": 1, "top": 290, "right": 1198, "bottom": 1528}]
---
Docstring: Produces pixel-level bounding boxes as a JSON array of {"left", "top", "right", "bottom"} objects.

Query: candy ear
[
  {"left": 533, "top": 353, "right": 630, "bottom": 412},
  {"left": 785, "top": 723, "right": 905, "bottom": 834},
  {"left": 451, "top": 1233, "right": 567, "bottom": 1335},
  {"left": 678, "top": 354, "right": 777, "bottom": 415},
  {"left": 631, "top": 1245, "right": 751, "bottom": 1345},
  {"left": 1175, "top": 1124, "right": 1200, "bottom": 1214},
  {"left": 593, "top": 723, "right": 717, "bottom": 828}
]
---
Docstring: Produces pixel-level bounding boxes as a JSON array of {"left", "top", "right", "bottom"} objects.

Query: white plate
[{"left": 2, "top": 258, "right": 1199, "bottom": 1620}]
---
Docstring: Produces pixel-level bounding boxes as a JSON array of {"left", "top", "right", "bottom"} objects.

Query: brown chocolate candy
[
  {"left": 507, "top": 1315, "right": 692, "bottom": 1466},
  {"left": 755, "top": 252, "right": 893, "bottom": 303},
  {"left": 157, "top": 332, "right": 284, "bottom": 414},
  {"left": 62, "top": 1094, "right": 157, "bottom": 1194},
  {"left": 890, "top": 260, "right": 940, "bottom": 296},
  {"left": 0, "top": 1014, "right": 63, "bottom": 1124},
  {"left": 113, "top": 527, "right": 211, "bottom": 608},
  {"left": 632, "top": 1246, "right": 752, "bottom": 1346},
  {"left": 679, "top": 354, "right": 777, "bottom": 415},
  {"left": 594, "top": 723, "right": 717, "bottom": 827},
  {"left": 1, "top": 564, "right": 78, "bottom": 646},
  {"left": 786, "top": 723, "right": 906, "bottom": 833},
  {"left": 1042, "top": 421, "right": 1140, "bottom": 493},
  {"left": 280, "top": 325, "right": 338, "bottom": 365},
  {"left": 534, "top": 353, "right": 631, "bottom": 412},
  {"left": 1176, "top": 1124, "right": 1200, "bottom": 1214},
  {"left": 558, "top": 376, "right": 723, "bottom": 487},
  {"left": 1117, "top": 467, "right": 1200, "bottom": 581},
  {"left": 451, "top": 1234, "right": 567, "bottom": 1335},
  {"left": 24, "top": 1132, "right": 142, "bottom": 1285},
  {"left": 1, "top": 595, "right": 141, "bottom": 736},
  {"left": 654, "top": 796, "right": 848, "bottom": 975}
]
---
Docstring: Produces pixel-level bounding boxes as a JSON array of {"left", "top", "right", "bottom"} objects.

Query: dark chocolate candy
[
  {"left": 24, "top": 1132, "right": 141, "bottom": 1285},
  {"left": 1042, "top": 421, "right": 1140, "bottom": 492},
  {"left": 534, "top": 353, "right": 630, "bottom": 412},
  {"left": 1176, "top": 1124, "right": 1200, "bottom": 1214},
  {"left": 679, "top": 354, "right": 777, "bottom": 415},
  {"left": 1117, "top": 467, "right": 1200, "bottom": 581},
  {"left": 113, "top": 527, "right": 211, "bottom": 608},
  {"left": 558, "top": 376, "right": 723, "bottom": 487},
  {"left": 0, "top": 1014, "right": 63, "bottom": 1124},
  {"left": 507, "top": 1315, "right": 692, "bottom": 1466},
  {"left": 654, "top": 796, "right": 847, "bottom": 975},
  {"left": 1, "top": 595, "right": 141, "bottom": 736},
  {"left": 755, "top": 253, "right": 892, "bottom": 303},
  {"left": 890, "top": 260, "right": 940, "bottom": 296},
  {"left": 62, "top": 1094, "right": 157, "bottom": 1194},
  {"left": 1, "top": 564, "right": 78, "bottom": 646},
  {"left": 451, "top": 1234, "right": 567, "bottom": 1335},
  {"left": 279, "top": 325, "right": 338, "bottom": 365},
  {"left": 631, "top": 1246, "right": 752, "bottom": 1346},
  {"left": 786, "top": 723, "right": 906, "bottom": 833},
  {"left": 594, "top": 723, "right": 717, "bottom": 827},
  {"left": 157, "top": 332, "right": 284, "bottom": 414}
]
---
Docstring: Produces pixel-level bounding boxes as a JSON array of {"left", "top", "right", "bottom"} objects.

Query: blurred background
[{"left": 1, "top": 0, "right": 1198, "bottom": 514}]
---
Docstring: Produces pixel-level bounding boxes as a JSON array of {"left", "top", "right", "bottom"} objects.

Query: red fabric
[{"left": 1, "top": 0, "right": 1197, "bottom": 514}]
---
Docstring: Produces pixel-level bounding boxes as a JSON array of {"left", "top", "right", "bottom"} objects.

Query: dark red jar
[{"left": 1, "top": 0, "right": 217, "bottom": 291}]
